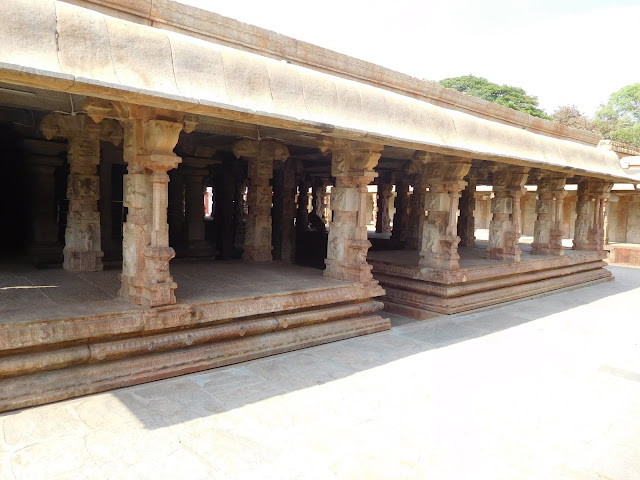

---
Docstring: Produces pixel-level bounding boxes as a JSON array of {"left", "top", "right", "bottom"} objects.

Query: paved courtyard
[{"left": 1, "top": 265, "right": 639, "bottom": 479}]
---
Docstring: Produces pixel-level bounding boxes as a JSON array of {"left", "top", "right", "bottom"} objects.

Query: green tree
[
  {"left": 552, "top": 105, "right": 599, "bottom": 133},
  {"left": 439, "top": 75, "right": 551, "bottom": 119},
  {"left": 594, "top": 83, "right": 640, "bottom": 147}
]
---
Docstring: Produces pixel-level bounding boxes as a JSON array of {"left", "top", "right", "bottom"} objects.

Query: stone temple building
[{"left": 0, "top": 0, "right": 639, "bottom": 412}]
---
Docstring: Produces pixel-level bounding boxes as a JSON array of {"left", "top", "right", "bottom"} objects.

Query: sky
[{"left": 178, "top": 0, "right": 640, "bottom": 117}]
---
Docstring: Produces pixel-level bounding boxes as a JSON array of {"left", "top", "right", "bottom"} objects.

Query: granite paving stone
[{"left": 0, "top": 264, "right": 639, "bottom": 479}]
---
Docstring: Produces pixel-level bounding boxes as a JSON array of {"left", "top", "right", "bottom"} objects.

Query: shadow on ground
[{"left": 92, "top": 264, "right": 640, "bottom": 431}]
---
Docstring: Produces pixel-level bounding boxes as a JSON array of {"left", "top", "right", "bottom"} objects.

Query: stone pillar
[
  {"left": 272, "top": 158, "right": 298, "bottom": 263},
  {"left": 391, "top": 169, "right": 410, "bottom": 244},
  {"left": 318, "top": 137, "right": 383, "bottom": 288},
  {"left": 314, "top": 178, "right": 330, "bottom": 223},
  {"left": 41, "top": 113, "right": 122, "bottom": 272},
  {"left": 25, "top": 155, "right": 63, "bottom": 266},
  {"left": 531, "top": 175, "right": 567, "bottom": 256},
  {"left": 86, "top": 100, "right": 197, "bottom": 306},
  {"left": 406, "top": 155, "right": 427, "bottom": 249},
  {"left": 183, "top": 165, "right": 214, "bottom": 257},
  {"left": 487, "top": 166, "right": 529, "bottom": 262},
  {"left": 375, "top": 175, "right": 393, "bottom": 233},
  {"left": 213, "top": 162, "right": 238, "bottom": 260},
  {"left": 168, "top": 169, "right": 185, "bottom": 249},
  {"left": 234, "top": 179, "right": 248, "bottom": 247},
  {"left": 457, "top": 176, "right": 476, "bottom": 248},
  {"left": 418, "top": 155, "right": 471, "bottom": 270},
  {"left": 573, "top": 178, "right": 613, "bottom": 251},
  {"left": 233, "top": 139, "right": 289, "bottom": 262},
  {"left": 296, "top": 176, "right": 311, "bottom": 232},
  {"left": 99, "top": 161, "right": 114, "bottom": 257}
]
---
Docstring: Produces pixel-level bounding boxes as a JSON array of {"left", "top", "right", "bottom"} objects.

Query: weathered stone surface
[
  {"left": 370, "top": 245, "right": 613, "bottom": 314},
  {"left": 1, "top": 1, "right": 638, "bottom": 184},
  {"left": 318, "top": 137, "right": 383, "bottom": 288}
]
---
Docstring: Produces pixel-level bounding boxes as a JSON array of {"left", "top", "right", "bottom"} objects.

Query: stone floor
[
  {"left": 0, "top": 260, "right": 351, "bottom": 324},
  {"left": 1, "top": 265, "right": 640, "bottom": 479},
  {"left": 368, "top": 241, "right": 585, "bottom": 268}
]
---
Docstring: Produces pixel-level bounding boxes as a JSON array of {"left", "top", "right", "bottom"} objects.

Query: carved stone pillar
[
  {"left": 313, "top": 178, "right": 330, "bottom": 223},
  {"left": 41, "top": 113, "right": 122, "bottom": 272},
  {"left": 573, "top": 178, "right": 613, "bottom": 251},
  {"left": 233, "top": 139, "right": 289, "bottom": 262},
  {"left": 86, "top": 100, "right": 196, "bottom": 306},
  {"left": 457, "top": 176, "right": 476, "bottom": 248},
  {"left": 391, "top": 169, "right": 410, "bottom": 244},
  {"left": 375, "top": 175, "right": 393, "bottom": 233},
  {"left": 273, "top": 158, "right": 298, "bottom": 263},
  {"left": 183, "top": 166, "right": 214, "bottom": 257},
  {"left": 418, "top": 155, "right": 471, "bottom": 270},
  {"left": 296, "top": 176, "right": 311, "bottom": 232},
  {"left": 99, "top": 161, "right": 114, "bottom": 258},
  {"left": 25, "top": 155, "right": 63, "bottom": 266},
  {"left": 318, "top": 137, "right": 383, "bottom": 288},
  {"left": 487, "top": 166, "right": 529, "bottom": 262},
  {"left": 531, "top": 175, "right": 567, "bottom": 256},
  {"left": 406, "top": 156, "right": 427, "bottom": 250},
  {"left": 214, "top": 163, "right": 237, "bottom": 260},
  {"left": 168, "top": 169, "right": 185, "bottom": 249}
]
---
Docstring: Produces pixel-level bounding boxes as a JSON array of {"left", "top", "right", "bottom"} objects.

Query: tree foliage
[
  {"left": 594, "top": 83, "right": 640, "bottom": 147},
  {"left": 551, "top": 105, "right": 599, "bottom": 133},
  {"left": 439, "top": 75, "right": 551, "bottom": 119}
]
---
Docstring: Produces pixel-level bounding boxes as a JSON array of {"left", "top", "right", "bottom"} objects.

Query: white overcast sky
[{"left": 178, "top": 0, "right": 639, "bottom": 117}]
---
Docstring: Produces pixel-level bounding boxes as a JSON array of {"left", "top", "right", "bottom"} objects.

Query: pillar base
[
  {"left": 63, "top": 249, "right": 104, "bottom": 272},
  {"left": 119, "top": 275, "right": 177, "bottom": 307}
]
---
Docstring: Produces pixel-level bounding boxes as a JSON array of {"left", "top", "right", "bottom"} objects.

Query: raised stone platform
[
  {"left": 606, "top": 243, "right": 640, "bottom": 267},
  {"left": 0, "top": 260, "right": 389, "bottom": 412},
  {"left": 369, "top": 243, "right": 613, "bottom": 316}
]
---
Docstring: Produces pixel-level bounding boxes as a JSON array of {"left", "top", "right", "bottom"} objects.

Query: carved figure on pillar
[
  {"left": 317, "top": 136, "right": 384, "bottom": 292},
  {"left": 85, "top": 99, "right": 197, "bottom": 306},
  {"left": 486, "top": 166, "right": 529, "bottom": 262},
  {"left": 531, "top": 175, "right": 567, "bottom": 256},
  {"left": 417, "top": 154, "right": 471, "bottom": 270},
  {"left": 233, "top": 139, "right": 289, "bottom": 262},
  {"left": 41, "top": 113, "right": 122, "bottom": 272},
  {"left": 375, "top": 174, "right": 393, "bottom": 234},
  {"left": 573, "top": 178, "right": 613, "bottom": 251},
  {"left": 313, "top": 177, "right": 330, "bottom": 225}
]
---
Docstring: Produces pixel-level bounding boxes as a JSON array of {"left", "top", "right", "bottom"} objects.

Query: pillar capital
[
  {"left": 41, "top": 113, "right": 122, "bottom": 148},
  {"left": 84, "top": 99, "right": 197, "bottom": 172},
  {"left": 232, "top": 138, "right": 289, "bottom": 161},
  {"left": 317, "top": 137, "right": 383, "bottom": 178}
]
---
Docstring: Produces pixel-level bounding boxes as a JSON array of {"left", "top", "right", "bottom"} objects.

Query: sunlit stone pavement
[{"left": 1, "top": 265, "right": 639, "bottom": 479}]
